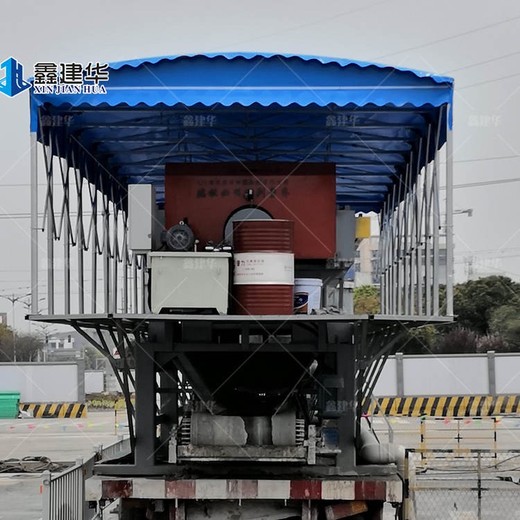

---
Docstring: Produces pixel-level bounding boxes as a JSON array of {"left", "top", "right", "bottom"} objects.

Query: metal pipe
[
  {"left": 396, "top": 168, "right": 405, "bottom": 316},
  {"left": 133, "top": 254, "right": 138, "bottom": 314},
  {"left": 43, "top": 141, "right": 55, "bottom": 315},
  {"left": 74, "top": 162, "right": 85, "bottom": 314},
  {"left": 103, "top": 195, "right": 111, "bottom": 314},
  {"left": 358, "top": 424, "right": 405, "bottom": 474},
  {"left": 445, "top": 106, "right": 454, "bottom": 316},
  {"left": 428, "top": 116, "right": 443, "bottom": 316},
  {"left": 432, "top": 152, "right": 440, "bottom": 316},
  {"left": 112, "top": 206, "right": 119, "bottom": 313},
  {"left": 91, "top": 177, "right": 98, "bottom": 314},
  {"left": 379, "top": 202, "right": 387, "bottom": 313},
  {"left": 30, "top": 132, "right": 39, "bottom": 314},
  {"left": 58, "top": 148, "right": 71, "bottom": 315},
  {"left": 424, "top": 153, "right": 432, "bottom": 316},
  {"left": 122, "top": 217, "right": 129, "bottom": 313},
  {"left": 409, "top": 183, "right": 417, "bottom": 315},
  {"left": 390, "top": 184, "right": 397, "bottom": 314},
  {"left": 403, "top": 160, "right": 411, "bottom": 315},
  {"left": 141, "top": 254, "right": 147, "bottom": 313},
  {"left": 418, "top": 126, "right": 431, "bottom": 315}
]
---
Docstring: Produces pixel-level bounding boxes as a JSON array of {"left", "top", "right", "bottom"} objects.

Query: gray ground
[
  {"left": 0, "top": 410, "right": 121, "bottom": 520},
  {"left": 2, "top": 412, "right": 520, "bottom": 519}
]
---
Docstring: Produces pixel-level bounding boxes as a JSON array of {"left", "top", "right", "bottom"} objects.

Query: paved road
[
  {"left": 3, "top": 412, "right": 520, "bottom": 519},
  {"left": 0, "top": 411, "right": 120, "bottom": 520}
]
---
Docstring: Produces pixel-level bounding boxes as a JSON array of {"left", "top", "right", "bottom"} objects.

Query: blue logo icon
[{"left": 0, "top": 57, "right": 31, "bottom": 97}]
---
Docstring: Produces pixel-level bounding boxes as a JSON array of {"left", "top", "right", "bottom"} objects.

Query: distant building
[
  {"left": 47, "top": 333, "right": 75, "bottom": 350},
  {"left": 354, "top": 236, "right": 380, "bottom": 286},
  {"left": 351, "top": 218, "right": 447, "bottom": 289},
  {"left": 45, "top": 330, "right": 86, "bottom": 360}
]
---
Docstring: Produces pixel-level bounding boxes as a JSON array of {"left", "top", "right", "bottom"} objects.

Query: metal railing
[
  {"left": 99, "top": 436, "right": 131, "bottom": 461},
  {"left": 41, "top": 438, "right": 130, "bottom": 520},
  {"left": 41, "top": 456, "right": 96, "bottom": 520}
]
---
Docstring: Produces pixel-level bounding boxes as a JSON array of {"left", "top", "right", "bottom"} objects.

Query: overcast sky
[{"left": 0, "top": 0, "right": 519, "bottom": 329}]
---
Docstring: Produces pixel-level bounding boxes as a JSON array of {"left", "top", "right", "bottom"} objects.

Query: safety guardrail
[
  {"left": 41, "top": 455, "right": 96, "bottom": 520},
  {"left": 41, "top": 437, "right": 129, "bottom": 520}
]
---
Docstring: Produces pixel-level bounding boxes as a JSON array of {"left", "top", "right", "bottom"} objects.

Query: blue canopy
[{"left": 30, "top": 52, "right": 453, "bottom": 212}]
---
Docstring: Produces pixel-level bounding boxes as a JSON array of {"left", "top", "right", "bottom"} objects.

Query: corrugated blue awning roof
[{"left": 30, "top": 52, "right": 453, "bottom": 212}]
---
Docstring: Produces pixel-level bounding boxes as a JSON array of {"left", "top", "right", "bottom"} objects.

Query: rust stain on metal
[
  {"left": 102, "top": 479, "right": 133, "bottom": 498},
  {"left": 166, "top": 480, "right": 196, "bottom": 499}
]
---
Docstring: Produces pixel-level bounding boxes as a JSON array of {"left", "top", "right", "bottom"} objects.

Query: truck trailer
[{"left": 28, "top": 52, "right": 454, "bottom": 519}]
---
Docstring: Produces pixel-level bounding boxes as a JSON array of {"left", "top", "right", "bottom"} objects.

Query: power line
[
  {"left": 376, "top": 13, "right": 520, "bottom": 59},
  {"left": 443, "top": 50, "right": 520, "bottom": 74},
  {"left": 458, "top": 71, "right": 520, "bottom": 90},
  {"left": 454, "top": 155, "right": 520, "bottom": 164},
  {"left": 453, "top": 177, "right": 520, "bottom": 189},
  {"left": 455, "top": 247, "right": 520, "bottom": 256}
]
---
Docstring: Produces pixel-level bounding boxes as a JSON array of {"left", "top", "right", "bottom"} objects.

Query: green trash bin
[{"left": 0, "top": 392, "right": 21, "bottom": 419}]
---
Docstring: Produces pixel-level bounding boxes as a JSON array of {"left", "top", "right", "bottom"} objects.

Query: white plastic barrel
[{"left": 294, "top": 278, "right": 323, "bottom": 314}]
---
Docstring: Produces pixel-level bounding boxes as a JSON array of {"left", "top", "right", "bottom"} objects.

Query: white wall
[
  {"left": 85, "top": 370, "right": 104, "bottom": 394},
  {"left": 0, "top": 363, "right": 79, "bottom": 402},
  {"left": 495, "top": 354, "right": 520, "bottom": 394},
  {"left": 403, "top": 355, "right": 489, "bottom": 396},
  {"left": 372, "top": 352, "right": 520, "bottom": 397}
]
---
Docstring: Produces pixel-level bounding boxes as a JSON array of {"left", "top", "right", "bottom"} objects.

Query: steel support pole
[
  {"left": 396, "top": 171, "right": 405, "bottom": 316},
  {"left": 418, "top": 126, "right": 431, "bottom": 316},
  {"left": 411, "top": 141, "right": 422, "bottom": 316},
  {"left": 424, "top": 157, "right": 432, "bottom": 316},
  {"left": 62, "top": 158, "right": 71, "bottom": 315},
  {"left": 403, "top": 161, "right": 411, "bottom": 315},
  {"left": 337, "top": 333, "right": 356, "bottom": 471},
  {"left": 380, "top": 203, "right": 387, "bottom": 313},
  {"left": 432, "top": 113, "right": 443, "bottom": 316},
  {"left": 75, "top": 166, "right": 85, "bottom": 314},
  {"left": 141, "top": 255, "right": 147, "bottom": 313},
  {"left": 445, "top": 108, "right": 454, "bottom": 316},
  {"left": 159, "top": 367, "right": 178, "bottom": 447},
  {"left": 91, "top": 189, "right": 98, "bottom": 314},
  {"left": 432, "top": 148, "right": 440, "bottom": 316},
  {"left": 103, "top": 198, "right": 111, "bottom": 314},
  {"left": 122, "top": 218, "right": 129, "bottom": 313},
  {"left": 112, "top": 207, "right": 119, "bottom": 314},
  {"left": 30, "top": 132, "right": 39, "bottom": 314},
  {"left": 409, "top": 183, "right": 417, "bottom": 315},
  {"left": 390, "top": 184, "right": 397, "bottom": 314},
  {"left": 134, "top": 343, "right": 156, "bottom": 470},
  {"left": 133, "top": 254, "right": 138, "bottom": 314},
  {"left": 45, "top": 146, "right": 55, "bottom": 316}
]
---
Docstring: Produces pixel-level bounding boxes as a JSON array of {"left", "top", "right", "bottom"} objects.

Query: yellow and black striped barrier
[
  {"left": 368, "top": 395, "right": 520, "bottom": 417},
  {"left": 20, "top": 402, "right": 87, "bottom": 418}
]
